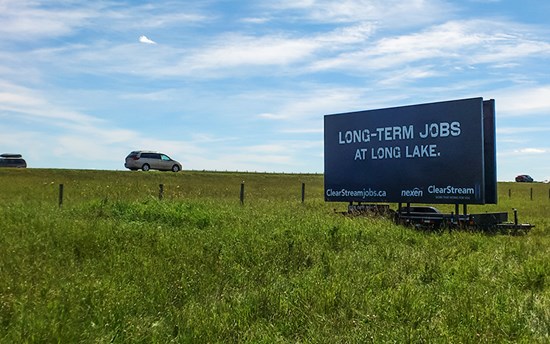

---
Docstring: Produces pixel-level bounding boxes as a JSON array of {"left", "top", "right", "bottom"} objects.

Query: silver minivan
[{"left": 124, "top": 151, "right": 182, "bottom": 172}]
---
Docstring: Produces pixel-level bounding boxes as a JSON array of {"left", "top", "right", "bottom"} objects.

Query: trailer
[
  {"left": 325, "top": 98, "right": 535, "bottom": 234},
  {"left": 346, "top": 203, "right": 534, "bottom": 234}
]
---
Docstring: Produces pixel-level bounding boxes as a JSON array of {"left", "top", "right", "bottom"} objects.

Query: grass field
[{"left": 1, "top": 169, "right": 549, "bottom": 343}]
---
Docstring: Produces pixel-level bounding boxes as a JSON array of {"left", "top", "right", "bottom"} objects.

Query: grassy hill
[{"left": 0, "top": 169, "right": 548, "bottom": 342}]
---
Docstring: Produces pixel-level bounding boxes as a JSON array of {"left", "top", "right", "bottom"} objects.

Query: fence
[
  {"left": 504, "top": 187, "right": 550, "bottom": 201},
  {"left": 57, "top": 182, "right": 310, "bottom": 207},
  {"left": 54, "top": 184, "right": 550, "bottom": 208}
]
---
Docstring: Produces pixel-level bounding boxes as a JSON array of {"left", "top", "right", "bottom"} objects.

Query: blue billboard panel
[
  {"left": 324, "top": 97, "right": 493, "bottom": 204},
  {"left": 483, "top": 99, "right": 497, "bottom": 204}
]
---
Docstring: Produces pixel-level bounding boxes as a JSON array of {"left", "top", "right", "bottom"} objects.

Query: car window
[
  {"left": 161, "top": 155, "right": 170, "bottom": 161},
  {"left": 0, "top": 158, "right": 25, "bottom": 166}
]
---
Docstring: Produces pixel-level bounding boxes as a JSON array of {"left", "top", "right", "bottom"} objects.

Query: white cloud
[
  {"left": 267, "top": 0, "right": 453, "bottom": 27},
  {"left": 257, "top": 113, "right": 279, "bottom": 119},
  {"left": 515, "top": 148, "right": 547, "bottom": 154},
  {"left": 154, "top": 23, "right": 377, "bottom": 76},
  {"left": 183, "top": 34, "right": 318, "bottom": 70},
  {"left": 497, "top": 126, "right": 550, "bottom": 135},
  {"left": 377, "top": 66, "right": 440, "bottom": 86},
  {"left": 490, "top": 86, "right": 550, "bottom": 117},
  {"left": 0, "top": 81, "right": 101, "bottom": 126},
  {"left": 499, "top": 147, "right": 549, "bottom": 158},
  {"left": 2, "top": 0, "right": 550, "bottom": 175},
  {"left": 282, "top": 128, "right": 323, "bottom": 134},
  {"left": 255, "top": 87, "right": 366, "bottom": 121},
  {"left": 241, "top": 17, "right": 271, "bottom": 24},
  {"left": 139, "top": 35, "right": 157, "bottom": 44},
  {"left": 0, "top": 1, "right": 95, "bottom": 41},
  {"left": 0, "top": 81, "right": 155, "bottom": 168},
  {"left": 134, "top": 12, "right": 208, "bottom": 28},
  {"left": 316, "top": 23, "right": 375, "bottom": 44},
  {"left": 18, "top": 9, "right": 548, "bottom": 86},
  {"left": 310, "top": 19, "right": 550, "bottom": 77},
  {"left": 0, "top": 2, "right": 208, "bottom": 44}
]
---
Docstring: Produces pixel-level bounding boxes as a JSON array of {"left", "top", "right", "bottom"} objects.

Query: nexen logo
[{"left": 401, "top": 188, "right": 423, "bottom": 197}]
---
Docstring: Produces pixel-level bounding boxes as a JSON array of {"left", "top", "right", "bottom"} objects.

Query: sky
[{"left": 1, "top": 0, "right": 550, "bottom": 181}]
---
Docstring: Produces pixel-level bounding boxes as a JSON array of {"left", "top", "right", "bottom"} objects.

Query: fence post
[
  {"left": 530, "top": 187, "right": 533, "bottom": 201},
  {"left": 301, "top": 182, "right": 305, "bottom": 203},
  {"left": 508, "top": 189, "right": 511, "bottom": 198},
  {"left": 240, "top": 181, "right": 245, "bottom": 205},
  {"left": 58, "top": 184, "right": 64, "bottom": 208},
  {"left": 159, "top": 184, "right": 164, "bottom": 200}
]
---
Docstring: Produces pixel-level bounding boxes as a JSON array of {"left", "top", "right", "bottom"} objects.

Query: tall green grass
[{"left": 0, "top": 169, "right": 549, "bottom": 342}]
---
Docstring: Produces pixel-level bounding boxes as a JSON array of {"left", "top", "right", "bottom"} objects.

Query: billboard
[{"left": 324, "top": 97, "right": 497, "bottom": 204}]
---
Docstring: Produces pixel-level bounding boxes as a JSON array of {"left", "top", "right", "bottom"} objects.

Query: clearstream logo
[
  {"left": 428, "top": 185, "right": 475, "bottom": 195},
  {"left": 401, "top": 187, "right": 423, "bottom": 197},
  {"left": 326, "top": 188, "right": 387, "bottom": 199}
]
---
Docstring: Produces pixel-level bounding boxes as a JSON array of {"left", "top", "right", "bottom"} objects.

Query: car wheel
[
  {"left": 142, "top": 164, "right": 150, "bottom": 171},
  {"left": 172, "top": 165, "right": 180, "bottom": 172}
]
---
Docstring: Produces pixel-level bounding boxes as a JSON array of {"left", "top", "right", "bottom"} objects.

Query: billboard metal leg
[
  {"left": 455, "top": 204, "right": 460, "bottom": 227},
  {"left": 396, "top": 203, "right": 402, "bottom": 224},
  {"left": 405, "top": 203, "right": 411, "bottom": 226}
]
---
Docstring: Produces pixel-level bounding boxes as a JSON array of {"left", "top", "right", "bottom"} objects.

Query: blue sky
[{"left": 1, "top": 0, "right": 550, "bottom": 181}]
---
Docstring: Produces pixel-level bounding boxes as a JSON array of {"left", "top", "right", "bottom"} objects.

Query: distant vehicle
[
  {"left": 124, "top": 151, "right": 182, "bottom": 172},
  {"left": 0, "top": 153, "right": 27, "bottom": 168},
  {"left": 515, "top": 175, "right": 533, "bottom": 183}
]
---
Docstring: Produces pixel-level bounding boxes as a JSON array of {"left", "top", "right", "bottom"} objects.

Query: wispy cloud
[
  {"left": 266, "top": 0, "right": 453, "bottom": 27},
  {"left": 0, "top": 1, "right": 208, "bottom": 44},
  {"left": 0, "top": 1, "right": 95, "bottom": 41},
  {"left": 311, "top": 19, "right": 550, "bottom": 75},
  {"left": 491, "top": 86, "right": 550, "bottom": 117},
  {"left": 514, "top": 148, "right": 547, "bottom": 154},
  {"left": 499, "top": 147, "right": 549, "bottom": 157},
  {"left": 182, "top": 34, "right": 318, "bottom": 70},
  {"left": 254, "top": 86, "right": 367, "bottom": 121},
  {"left": 0, "top": 81, "right": 101, "bottom": 126},
  {"left": 13, "top": 9, "right": 548, "bottom": 87},
  {"left": 139, "top": 35, "right": 157, "bottom": 44},
  {"left": 497, "top": 126, "right": 550, "bottom": 135},
  {"left": 2, "top": 0, "right": 550, "bottom": 176},
  {"left": 240, "top": 17, "right": 271, "bottom": 24}
]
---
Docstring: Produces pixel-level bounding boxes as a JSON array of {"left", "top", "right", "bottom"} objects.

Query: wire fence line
[
  {"left": 54, "top": 182, "right": 550, "bottom": 208},
  {"left": 56, "top": 182, "right": 312, "bottom": 208},
  {"left": 503, "top": 187, "right": 550, "bottom": 201}
]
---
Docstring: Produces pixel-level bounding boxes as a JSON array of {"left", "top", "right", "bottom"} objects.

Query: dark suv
[
  {"left": 515, "top": 175, "right": 533, "bottom": 183},
  {"left": 0, "top": 154, "right": 27, "bottom": 168},
  {"left": 124, "top": 151, "right": 182, "bottom": 172}
]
